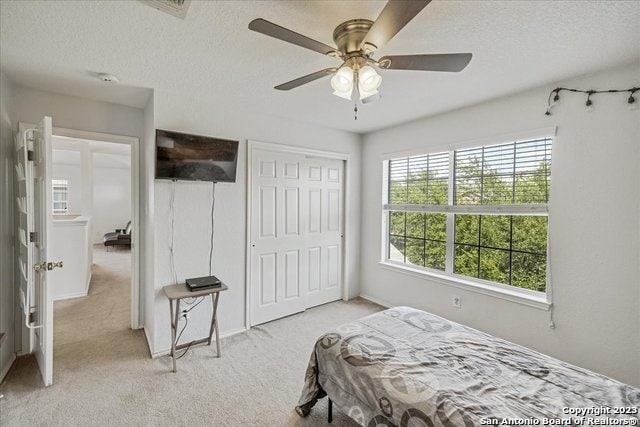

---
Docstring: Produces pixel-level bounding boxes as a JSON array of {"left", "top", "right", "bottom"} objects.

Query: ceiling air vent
[{"left": 139, "top": 0, "right": 191, "bottom": 19}]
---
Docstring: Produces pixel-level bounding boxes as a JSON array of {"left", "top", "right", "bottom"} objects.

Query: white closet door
[
  {"left": 304, "top": 157, "right": 343, "bottom": 308},
  {"left": 250, "top": 149, "right": 308, "bottom": 325}
]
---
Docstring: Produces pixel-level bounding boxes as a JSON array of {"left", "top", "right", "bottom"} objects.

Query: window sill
[{"left": 378, "top": 261, "right": 551, "bottom": 310}]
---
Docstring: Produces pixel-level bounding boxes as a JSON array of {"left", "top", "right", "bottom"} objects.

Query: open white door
[
  {"left": 15, "top": 124, "right": 35, "bottom": 355},
  {"left": 17, "top": 117, "right": 58, "bottom": 386}
]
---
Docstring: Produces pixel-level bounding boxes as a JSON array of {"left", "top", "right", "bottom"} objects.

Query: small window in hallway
[{"left": 52, "top": 179, "right": 69, "bottom": 214}]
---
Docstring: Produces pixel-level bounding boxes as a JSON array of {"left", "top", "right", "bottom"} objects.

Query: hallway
[{"left": 53, "top": 245, "right": 141, "bottom": 368}]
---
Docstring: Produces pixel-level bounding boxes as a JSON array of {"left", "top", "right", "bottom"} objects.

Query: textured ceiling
[{"left": 1, "top": 1, "right": 639, "bottom": 134}]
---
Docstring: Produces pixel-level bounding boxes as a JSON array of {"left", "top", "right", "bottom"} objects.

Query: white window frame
[
  {"left": 52, "top": 179, "right": 69, "bottom": 215},
  {"left": 380, "top": 128, "right": 556, "bottom": 310}
]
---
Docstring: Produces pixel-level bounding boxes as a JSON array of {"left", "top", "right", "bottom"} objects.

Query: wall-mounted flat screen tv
[{"left": 155, "top": 129, "right": 239, "bottom": 182}]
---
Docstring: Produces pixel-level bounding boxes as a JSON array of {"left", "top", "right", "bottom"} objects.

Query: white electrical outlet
[
  {"left": 452, "top": 295, "right": 462, "bottom": 309},
  {"left": 181, "top": 310, "right": 189, "bottom": 320}
]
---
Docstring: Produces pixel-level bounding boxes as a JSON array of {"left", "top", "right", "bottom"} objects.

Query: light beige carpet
[{"left": 0, "top": 245, "right": 382, "bottom": 426}]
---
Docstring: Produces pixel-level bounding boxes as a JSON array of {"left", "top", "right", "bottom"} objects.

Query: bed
[{"left": 296, "top": 306, "right": 639, "bottom": 426}]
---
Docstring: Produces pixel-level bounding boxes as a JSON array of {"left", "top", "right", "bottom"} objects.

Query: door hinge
[
  {"left": 29, "top": 232, "right": 37, "bottom": 243},
  {"left": 27, "top": 150, "right": 34, "bottom": 161}
]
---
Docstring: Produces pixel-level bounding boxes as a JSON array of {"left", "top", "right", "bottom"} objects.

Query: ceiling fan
[{"left": 248, "top": 0, "right": 472, "bottom": 103}]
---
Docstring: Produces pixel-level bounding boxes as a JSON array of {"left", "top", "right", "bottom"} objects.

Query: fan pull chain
[{"left": 354, "top": 104, "right": 358, "bottom": 120}]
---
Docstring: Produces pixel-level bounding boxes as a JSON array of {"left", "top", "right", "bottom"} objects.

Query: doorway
[
  {"left": 248, "top": 142, "right": 347, "bottom": 326},
  {"left": 51, "top": 135, "right": 134, "bottom": 354},
  {"left": 47, "top": 126, "right": 141, "bottom": 331},
  {"left": 16, "top": 122, "right": 141, "bottom": 386}
]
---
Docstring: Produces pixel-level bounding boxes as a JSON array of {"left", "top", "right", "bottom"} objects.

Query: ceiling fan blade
[
  {"left": 378, "top": 53, "right": 472, "bottom": 72},
  {"left": 249, "top": 18, "right": 338, "bottom": 56},
  {"left": 274, "top": 68, "right": 337, "bottom": 91},
  {"left": 360, "top": 0, "right": 431, "bottom": 52}
]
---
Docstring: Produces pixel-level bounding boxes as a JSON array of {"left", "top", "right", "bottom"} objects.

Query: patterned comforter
[{"left": 296, "top": 307, "right": 639, "bottom": 426}]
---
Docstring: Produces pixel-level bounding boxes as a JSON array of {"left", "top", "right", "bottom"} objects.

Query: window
[
  {"left": 384, "top": 137, "right": 552, "bottom": 295},
  {"left": 52, "top": 179, "right": 69, "bottom": 214}
]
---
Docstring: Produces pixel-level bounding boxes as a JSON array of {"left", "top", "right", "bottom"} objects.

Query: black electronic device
[
  {"left": 186, "top": 275, "right": 222, "bottom": 291},
  {"left": 155, "top": 129, "right": 239, "bottom": 182}
]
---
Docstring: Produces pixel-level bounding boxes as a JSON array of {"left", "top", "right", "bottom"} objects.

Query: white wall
[
  {"left": 51, "top": 153, "right": 82, "bottom": 215},
  {"left": 92, "top": 158, "right": 132, "bottom": 244},
  {"left": 360, "top": 63, "right": 640, "bottom": 386},
  {"left": 50, "top": 218, "right": 91, "bottom": 300},
  {"left": 12, "top": 86, "right": 145, "bottom": 140},
  {"left": 148, "top": 92, "right": 362, "bottom": 355},
  {"left": 142, "top": 94, "right": 155, "bottom": 345},
  {"left": 0, "top": 71, "right": 16, "bottom": 379}
]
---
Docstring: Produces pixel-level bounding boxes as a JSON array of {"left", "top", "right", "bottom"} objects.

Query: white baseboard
[
  {"left": 150, "top": 349, "right": 169, "bottom": 359},
  {"left": 0, "top": 353, "right": 17, "bottom": 383},
  {"left": 143, "top": 326, "right": 154, "bottom": 357},
  {"left": 359, "top": 294, "right": 392, "bottom": 308},
  {"left": 53, "top": 290, "right": 89, "bottom": 302},
  {"left": 221, "top": 327, "right": 250, "bottom": 339},
  {"left": 150, "top": 326, "right": 249, "bottom": 359},
  {"left": 85, "top": 272, "right": 92, "bottom": 294}
]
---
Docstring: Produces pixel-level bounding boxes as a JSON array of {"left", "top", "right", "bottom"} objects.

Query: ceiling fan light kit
[
  {"left": 330, "top": 63, "right": 383, "bottom": 101},
  {"left": 248, "top": 0, "right": 472, "bottom": 112}
]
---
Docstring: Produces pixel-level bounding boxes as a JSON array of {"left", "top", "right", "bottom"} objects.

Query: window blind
[{"left": 454, "top": 138, "right": 552, "bottom": 205}]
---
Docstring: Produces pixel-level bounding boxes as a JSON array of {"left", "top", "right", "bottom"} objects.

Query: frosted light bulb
[
  {"left": 358, "top": 65, "right": 382, "bottom": 92},
  {"left": 331, "top": 67, "right": 354, "bottom": 93}
]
